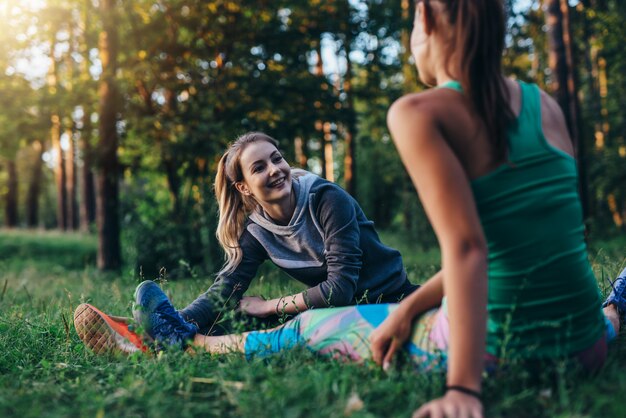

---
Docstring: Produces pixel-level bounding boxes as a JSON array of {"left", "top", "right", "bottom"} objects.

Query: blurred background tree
[{"left": 0, "top": 0, "right": 623, "bottom": 277}]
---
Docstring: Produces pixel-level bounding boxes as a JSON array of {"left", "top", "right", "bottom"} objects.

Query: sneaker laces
[
  {"left": 152, "top": 300, "right": 198, "bottom": 345},
  {"left": 605, "top": 273, "right": 626, "bottom": 316}
]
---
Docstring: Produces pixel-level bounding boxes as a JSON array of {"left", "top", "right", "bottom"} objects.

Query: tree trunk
[
  {"left": 162, "top": 88, "right": 182, "bottom": 212},
  {"left": 342, "top": 34, "right": 357, "bottom": 197},
  {"left": 80, "top": 106, "right": 96, "bottom": 231},
  {"left": 164, "top": 157, "right": 181, "bottom": 213},
  {"left": 580, "top": 1, "right": 600, "bottom": 220},
  {"left": 315, "top": 40, "right": 328, "bottom": 180},
  {"left": 26, "top": 140, "right": 44, "bottom": 227},
  {"left": 65, "top": 126, "right": 79, "bottom": 230},
  {"left": 96, "top": 0, "right": 121, "bottom": 270},
  {"left": 4, "top": 160, "right": 18, "bottom": 228},
  {"left": 401, "top": 0, "right": 418, "bottom": 93},
  {"left": 48, "top": 33, "right": 67, "bottom": 230},
  {"left": 546, "top": 0, "right": 588, "bottom": 218},
  {"left": 79, "top": 2, "right": 96, "bottom": 232},
  {"left": 51, "top": 114, "right": 67, "bottom": 230},
  {"left": 64, "top": 24, "right": 79, "bottom": 230},
  {"left": 294, "top": 136, "right": 308, "bottom": 168},
  {"left": 323, "top": 122, "right": 334, "bottom": 182},
  {"left": 546, "top": 0, "right": 580, "bottom": 147}
]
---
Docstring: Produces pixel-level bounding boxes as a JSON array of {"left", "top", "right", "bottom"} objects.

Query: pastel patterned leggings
[
  {"left": 245, "top": 302, "right": 449, "bottom": 371},
  {"left": 244, "top": 300, "right": 616, "bottom": 371}
]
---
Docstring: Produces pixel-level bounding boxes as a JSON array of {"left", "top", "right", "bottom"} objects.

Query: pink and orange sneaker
[{"left": 74, "top": 303, "right": 149, "bottom": 355}]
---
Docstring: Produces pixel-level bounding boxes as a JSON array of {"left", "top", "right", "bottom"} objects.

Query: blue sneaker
[
  {"left": 132, "top": 280, "right": 198, "bottom": 350},
  {"left": 603, "top": 267, "right": 626, "bottom": 317}
]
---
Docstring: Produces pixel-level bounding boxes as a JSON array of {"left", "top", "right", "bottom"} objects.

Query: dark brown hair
[{"left": 418, "top": 0, "right": 515, "bottom": 160}]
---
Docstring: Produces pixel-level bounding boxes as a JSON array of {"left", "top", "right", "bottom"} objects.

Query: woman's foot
[
  {"left": 602, "top": 267, "right": 626, "bottom": 335},
  {"left": 133, "top": 280, "right": 199, "bottom": 350},
  {"left": 603, "top": 267, "right": 626, "bottom": 313},
  {"left": 74, "top": 303, "right": 148, "bottom": 355}
]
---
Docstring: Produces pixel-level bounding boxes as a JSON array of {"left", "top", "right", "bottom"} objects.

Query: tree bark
[
  {"left": 401, "top": 0, "right": 418, "bottom": 229},
  {"left": 51, "top": 114, "right": 67, "bottom": 230},
  {"left": 65, "top": 126, "right": 79, "bottom": 230},
  {"left": 546, "top": 0, "right": 580, "bottom": 147},
  {"left": 546, "top": 0, "right": 588, "bottom": 218},
  {"left": 48, "top": 33, "right": 67, "bottom": 230},
  {"left": 323, "top": 122, "right": 334, "bottom": 182},
  {"left": 79, "top": 0, "right": 96, "bottom": 231},
  {"left": 96, "top": 0, "right": 121, "bottom": 270},
  {"left": 580, "top": 1, "right": 600, "bottom": 220},
  {"left": 80, "top": 106, "right": 96, "bottom": 231},
  {"left": 26, "top": 140, "right": 44, "bottom": 228},
  {"left": 401, "top": 0, "right": 418, "bottom": 93},
  {"left": 314, "top": 40, "right": 329, "bottom": 180},
  {"left": 294, "top": 136, "right": 308, "bottom": 168},
  {"left": 4, "top": 160, "right": 18, "bottom": 228},
  {"left": 64, "top": 24, "right": 79, "bottom": 230},
  {"left": 342, "top": 33, "right": 357, "bottom": 197}
]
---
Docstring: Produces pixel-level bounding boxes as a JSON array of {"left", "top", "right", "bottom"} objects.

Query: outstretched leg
[
  {"left": 194, "top": 303, "right": 449, "bottom": 372},
  {"left": 193, "top": 314, "right": 305, "bottom": 357},
  {"left": 193, "top": 305, "right": 392, "bottom": 360},
  {"left": 602, "top": 266, "right": 626, "bottom": 340}
]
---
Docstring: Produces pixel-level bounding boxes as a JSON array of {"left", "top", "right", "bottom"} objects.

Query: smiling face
[{"left": 235, "top": 140, "right": 292, "bottom": 206}]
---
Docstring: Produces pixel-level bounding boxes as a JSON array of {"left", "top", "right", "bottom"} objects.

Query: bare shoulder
[
  {"left": 388, "top": 88, "right": 466, "bottom": 128},
  {"left": 538, "top": 88, "right": 563, "bottom": 120},
  {"left": 537, "top": 87, "right": 575, "bottom": 156}
]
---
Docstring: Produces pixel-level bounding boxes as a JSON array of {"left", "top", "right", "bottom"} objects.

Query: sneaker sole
[{"left": 74, "top": 303, "right": 149, "bottom": 355}]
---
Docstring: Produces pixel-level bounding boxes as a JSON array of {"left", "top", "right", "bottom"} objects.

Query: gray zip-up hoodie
[{"left": 181, "top": 173, "right": 413, "bottom": 329}]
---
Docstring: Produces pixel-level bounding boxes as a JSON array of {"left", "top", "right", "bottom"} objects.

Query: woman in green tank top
[{"left": 369, "top": 0, "right": 625, "bottom": 417}]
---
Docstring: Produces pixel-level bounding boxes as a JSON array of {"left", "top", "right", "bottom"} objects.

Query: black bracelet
[{"left": 445, "top": 385, "right": 482, "bottom": 401}]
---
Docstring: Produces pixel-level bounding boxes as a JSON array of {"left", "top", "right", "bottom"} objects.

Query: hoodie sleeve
[
  {"left": 304, "top": 185, "right": 362, "bottom": 307},
  {"left": 179, "top": 229, "right": 267, "bottom": 329}
]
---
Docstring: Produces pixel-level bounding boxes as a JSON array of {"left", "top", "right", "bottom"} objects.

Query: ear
[
  {"left": 417, "top": 1, "right": 436, "bottom": 35},
  {"left": 235, "top": 181, "right": 251, "bottom": 196}
]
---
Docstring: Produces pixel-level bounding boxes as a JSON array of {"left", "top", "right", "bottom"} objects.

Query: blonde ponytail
[
  {"left": 214, "top": 132, "right": 280, "bottom": 275},
  {"left": 215, "top": 152, "right": 246, "bottom": 274}
]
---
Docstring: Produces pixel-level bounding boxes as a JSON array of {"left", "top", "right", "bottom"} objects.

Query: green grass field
[{"left": 0, "top": 230, "right": 625, "bottom": 417}]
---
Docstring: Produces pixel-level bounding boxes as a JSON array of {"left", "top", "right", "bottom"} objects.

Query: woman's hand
[
  {"left": 370, "top": 306, "right": 414, "bottom": 370},
  {"left": 413, "top": 391, "right": 483, "bottom": 418},
  {"left": 238, "top": 296, "right": 273, "bottom": 317}
]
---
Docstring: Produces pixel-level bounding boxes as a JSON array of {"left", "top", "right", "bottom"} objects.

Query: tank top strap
[
  {"left": 437, "top": 80, "right": 551, "bottom": 163},
  {"left": 437, "top": 80, "right": 463, "bottom": 93},
  {"left": 507, "top": 81, "right": 551, "bottom": 163}
]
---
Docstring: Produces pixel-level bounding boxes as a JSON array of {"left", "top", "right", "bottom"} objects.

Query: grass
[{"left": 0, "top": 229, "right": 625, "bottom": 418}]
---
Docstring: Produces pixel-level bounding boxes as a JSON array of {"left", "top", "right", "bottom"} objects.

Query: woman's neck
[
  {"left": 259, "top": 186, "right": 296, "bottom": 225},
  {"left": 434, "top": 65, "right": 459, "bottom": 87}
]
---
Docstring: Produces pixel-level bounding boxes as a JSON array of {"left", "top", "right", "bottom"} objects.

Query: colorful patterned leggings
[
  {"left": 244, "top": 300, "right": 616, "bottom": 371},
  {"left": 245, "top": 302, "right": 449, "bottom": 371}
]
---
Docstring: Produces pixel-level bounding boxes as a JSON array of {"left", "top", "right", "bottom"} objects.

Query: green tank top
[{"left": 440, "top": 80, "right": 604, "bottom": 358}]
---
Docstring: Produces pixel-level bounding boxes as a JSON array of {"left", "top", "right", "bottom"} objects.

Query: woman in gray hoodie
[{"left": 176, "top": 131, "right": 417, "bottom": 335}]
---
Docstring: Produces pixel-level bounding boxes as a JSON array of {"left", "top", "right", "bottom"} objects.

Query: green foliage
[
  {"left": 120, "top": 172, "right": 222, "bottom": 279},
  {"left": 1, "top": 0, "right": 625, "bottom": 271},
  {"left": 0, "top": 230, "right": 96, "bottom": 270},
  {"left": 1, "top": 230, "right": 626, "bottom": 417}
]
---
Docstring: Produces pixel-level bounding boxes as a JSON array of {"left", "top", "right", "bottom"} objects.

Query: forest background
[
  {"left": 0, "top": 0, "right": 625, "bottom": 278},
  {"left": 2, "top": 1, "right": 626, "bottom": 417}
]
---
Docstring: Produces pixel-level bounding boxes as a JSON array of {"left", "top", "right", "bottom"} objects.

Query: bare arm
[
  {"left": 239, "top": 292, "right": 309, "bottom": 317},
  {"left": 384, "top": 94, "right": 488, "bottom": 413},
  {"left": 370, "top": 269, "right": 443, "bottom": 368},
  {"left": 389, "top": 94, "right": 487, "bottom": 388},
  {"left": 398, "top": 269, "right": 444, "bottom": 315},
  {"left": 264, "top": 262, "right": 446, "bottom": 318}
]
